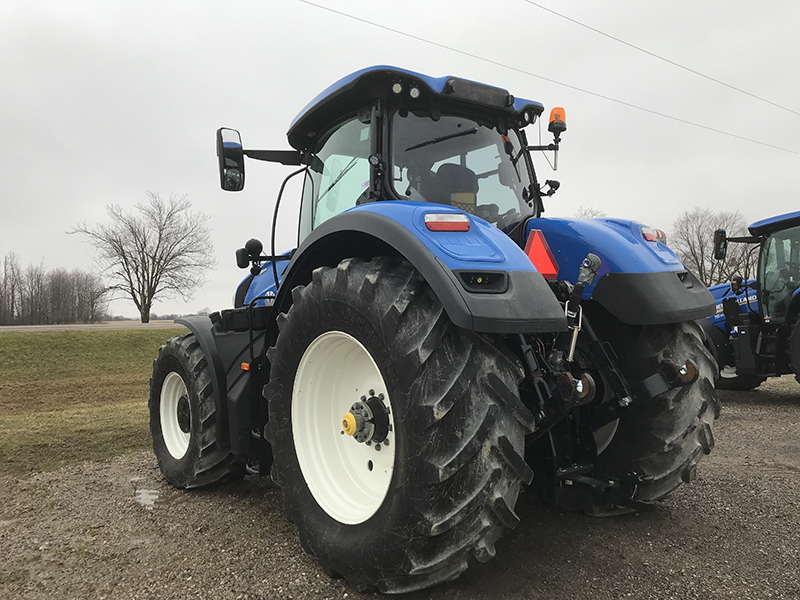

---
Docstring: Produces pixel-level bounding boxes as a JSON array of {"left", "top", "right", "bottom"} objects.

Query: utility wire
[
  {"left": 298, "top": 0, "right": 800, "bottom": 156},
  {"left": 523, "top": 0, "right": 800, "bottom": 118}
]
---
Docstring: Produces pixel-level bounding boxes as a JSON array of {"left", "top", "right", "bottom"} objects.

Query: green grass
[{"left": 0, "top": 328, "right": 186, "bottom": 477}]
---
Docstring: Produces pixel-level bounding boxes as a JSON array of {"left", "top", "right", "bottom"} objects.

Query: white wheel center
[
  {"left": 292, "top": 331, "right": 395, "bottom": 524},
  {"left": 161, "top": 371, "right": 190, "bottom": 459}
]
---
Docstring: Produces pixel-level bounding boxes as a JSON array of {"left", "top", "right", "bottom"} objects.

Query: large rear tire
[
  {"left": 591, "top": 319, "right": 720, "bottom": 505},
  {"left": 149, "top": 333, "right": 244, "bottom": 488},
  {"left": 556, "top": 316, "right": 720, "bottom": 515},
  {"left": 265, "top": 257, "right": 531, "bottom": 593}
]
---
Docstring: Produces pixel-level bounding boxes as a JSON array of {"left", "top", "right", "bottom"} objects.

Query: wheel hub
[
  {"left": 342, "top": 394, "right": 389, "bottom": 444},
  {"left": 177, "top": 394, "right": 191, "bottom": 433}
]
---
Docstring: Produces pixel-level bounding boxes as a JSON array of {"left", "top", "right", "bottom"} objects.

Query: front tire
[
  {"left": 266, "top": 257, "right": 530, "bottom": 593},
  {"left": 149, "top": 333, "right": 244, "bottom": 488}
]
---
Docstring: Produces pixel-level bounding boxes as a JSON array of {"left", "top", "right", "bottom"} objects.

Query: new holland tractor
[
  {"left": 701, "top": 210, "right": 800, "bottom": 390},
  {"left": 149, "top": 66, "right": 719, "bottom": 593}
]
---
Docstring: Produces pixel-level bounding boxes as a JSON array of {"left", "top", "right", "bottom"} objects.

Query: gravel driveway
[{"left": 2, "top": 378, "right": 798, "bottom": 599}]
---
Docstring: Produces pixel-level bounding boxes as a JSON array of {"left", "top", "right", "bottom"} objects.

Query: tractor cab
[
  {"left": 757, "top": 221, "right": 800, "bottom": 324},
  {"left": 709, "top": 210, "right": 800, "bottom": 388},
  {"left": 218, "top": 66, "right": 565, "bottom": 249}
]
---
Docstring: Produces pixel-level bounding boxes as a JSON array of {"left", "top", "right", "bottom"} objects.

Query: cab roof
[
  {"left": 286, "top": 65, "right": 545, "bottom": 151},
  {"left": 748, "top": 209, "right": 800, "bottom": 237}
]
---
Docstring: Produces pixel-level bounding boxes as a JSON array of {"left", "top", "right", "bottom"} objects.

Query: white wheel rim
[
  {"left": 161, "top": 371, "right": 191, "bottom": 459},
  {"left": 292, "top": 331, "right": 395, "bottom": 524}
]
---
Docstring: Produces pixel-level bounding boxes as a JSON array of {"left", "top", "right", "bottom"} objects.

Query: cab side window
[{"left": 299, "top": 118, "right": 370, "bottom": 241}]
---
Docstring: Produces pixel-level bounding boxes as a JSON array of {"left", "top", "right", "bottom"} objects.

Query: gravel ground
[{"left": 1, "top": 377, "right": 798, "bottom": 600}]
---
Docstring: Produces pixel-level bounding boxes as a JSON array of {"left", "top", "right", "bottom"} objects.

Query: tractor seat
[{"left": 428, "top": 163, "right": 478, "bottom": 213}]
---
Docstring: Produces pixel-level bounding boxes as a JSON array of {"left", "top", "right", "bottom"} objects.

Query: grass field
[{"left": 0, "top": 327, "right": 187, "bottom": 477}]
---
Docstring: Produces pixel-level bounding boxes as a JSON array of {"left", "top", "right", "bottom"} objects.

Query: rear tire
[
  {"left": 149, "top": 333, "right": 244, "bottom": 488},
  {"left": 568, "top": 317, "right": 720, "bottom": 514},
  {"left": 266, "top": 257, "right": 530, "bottom": 593}
]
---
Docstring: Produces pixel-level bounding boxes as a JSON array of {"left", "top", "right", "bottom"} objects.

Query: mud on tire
[
  {"left": 265, "top": 257, "right": 531, "bottom": 593},
  {"left": 149, "top": 333, "right": 244, "bottom": 488}
]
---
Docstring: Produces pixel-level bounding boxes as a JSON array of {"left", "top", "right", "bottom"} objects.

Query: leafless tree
[
  {"left": 670, "top": 207, "right": 756, "bottom": 286},
  {"left": 0, "top": 253, "right": 108, "bottom": 325},
  {"left": 0, "top": 252, "right": 22, "bottom": 325},
  {"left": 574, "top": 206, "right": 608, "bottom": 219},
  {"left": 71, "top": 192, "right": 215, "bottom": 323}
]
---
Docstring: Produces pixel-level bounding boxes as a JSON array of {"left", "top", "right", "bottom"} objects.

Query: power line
[
  {"left": 523, "top": 0, "right": 800, "bottom": 118},
  {"left": 297, "top": 0, "right": 800, "bottom": 156}
]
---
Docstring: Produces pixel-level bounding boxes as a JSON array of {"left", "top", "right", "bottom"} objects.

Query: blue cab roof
[
  {"left": 286, "top": 65, "right": 545, "bottom": 151},
  {"left": 748, "top": 209, "right": 800, "bottom": 237}
]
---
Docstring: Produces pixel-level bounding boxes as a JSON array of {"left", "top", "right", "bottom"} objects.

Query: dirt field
[{"left": 1, "top": 377, "right": 799, "bottom": 599}]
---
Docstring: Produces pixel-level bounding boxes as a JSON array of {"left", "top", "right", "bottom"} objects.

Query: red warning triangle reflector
[{"left": 524, "top": 229, "right": 559, "bottom": 279}]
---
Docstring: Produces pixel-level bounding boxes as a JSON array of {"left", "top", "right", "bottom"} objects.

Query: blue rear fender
[
  {"left": 529, "top": 217, "right": 715, "bottom": 325},
  {"left": 263, "top": 201, "right": 567, "bottom": 334}
]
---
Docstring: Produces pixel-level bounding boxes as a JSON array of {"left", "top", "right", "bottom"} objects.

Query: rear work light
[{"left": 424, "top": 213, "right": 470, "bottom": 232}]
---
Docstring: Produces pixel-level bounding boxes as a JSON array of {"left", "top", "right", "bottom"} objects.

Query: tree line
[{"left": 0, "top": 252, "right": 108, "bottom": 325}]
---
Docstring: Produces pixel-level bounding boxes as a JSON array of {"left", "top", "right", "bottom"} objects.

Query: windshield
[
  {"left": 758, "top": 224, "right": 800, "bottom": 323},
  {"left": 389, "top": 110, "right": 535, "bottom": 230},
  {"left": 299, "top": 117, "right": 371, "bottom": 240}
]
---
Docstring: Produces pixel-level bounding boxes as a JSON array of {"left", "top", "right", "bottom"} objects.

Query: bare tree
[
  {"left": 574, "top": 206, "right": 608, "bottom": 219},
  {"left": 671, "top": 208, "right": 756, "bottom": 286},
  {"left": 71, "top": 192, "right": 215, "bottom": 323},
  {"left": 0, "top": 252, "right": 22, "bottom": 324},
  {"left": 72, "top": 270, "right": 108, "bottom": 323}
]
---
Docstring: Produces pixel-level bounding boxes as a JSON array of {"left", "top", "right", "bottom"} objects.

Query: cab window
[{"left": 299, "top": 118, "right": 370, "bottom": 240}]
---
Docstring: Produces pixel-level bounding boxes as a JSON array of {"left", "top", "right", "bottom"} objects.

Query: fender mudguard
[
  {"left": 176, "top": 312, "right": 267, "bottom": 456},
  {"left": 529, "top": 217, "right": 715, "bottom": 325},
  {"left": 248, "top": 201, "right": 568, "bottom": 334}
]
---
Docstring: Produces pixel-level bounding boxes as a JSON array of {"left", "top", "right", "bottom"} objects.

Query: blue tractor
[
  {"left": 701, "top": 210, "right": 800, "bottom": 390},
  {"left": 149, "top": 66, "right": 719, "bottom": 593}
]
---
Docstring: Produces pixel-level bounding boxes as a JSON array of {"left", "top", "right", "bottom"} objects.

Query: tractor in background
[{"left": 701, "top": 210, "right": 800, "bottom": 390}]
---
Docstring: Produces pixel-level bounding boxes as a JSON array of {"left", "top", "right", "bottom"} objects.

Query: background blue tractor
[
  {"left": 149, "top": 66, "right": 719, "bottom": 593},
  {"left": 701, "top": 210, "right": 800, "bottom": 390}
]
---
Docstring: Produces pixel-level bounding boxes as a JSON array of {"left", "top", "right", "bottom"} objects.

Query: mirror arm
[{"left": 243, "top": 149, "right": 302, "bottom": 165}]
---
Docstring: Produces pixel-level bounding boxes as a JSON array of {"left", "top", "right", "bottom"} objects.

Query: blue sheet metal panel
[
  {"left": 748, "top": 209, "right": 800, "bottom": 236},
  {"left": 706, "top": 280, "right": 759, "bottom": 332},
  {"left": 528, "top": 217, "right": 684, "bottom": 298},
  {"left": 354, "top": 201, "right": 538, "bottom": 272},
  {"left": 242, "top": 258, "right": 291, "bottom": 307}
]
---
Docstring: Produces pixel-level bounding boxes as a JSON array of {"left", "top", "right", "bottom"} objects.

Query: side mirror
[
  {"left": 713, "top": 229, "right": 728, "bottom": 260},
  {"left": 216, "top": 128, "right": 245, "bottom": 191}
]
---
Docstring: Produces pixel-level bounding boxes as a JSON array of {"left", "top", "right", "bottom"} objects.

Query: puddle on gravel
[{"left": 135, "top": 488, "right": 159, "bottom": 510}]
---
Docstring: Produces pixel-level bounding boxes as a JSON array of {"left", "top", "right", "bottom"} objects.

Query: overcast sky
[{"left": 2, "top": 0, "right": 799, "bottom": 318}]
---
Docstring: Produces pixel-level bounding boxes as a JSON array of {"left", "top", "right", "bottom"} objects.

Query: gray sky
[{"left": 2, "top": 0, "right": 799, "bottom": 318}]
